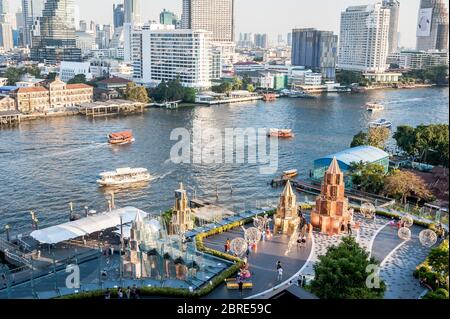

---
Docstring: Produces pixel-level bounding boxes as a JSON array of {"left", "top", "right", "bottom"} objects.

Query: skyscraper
[
  {"left": 160, "top": 9, "right": 178, "bottom": 26},
  {"left": 291, "top": 28, "right": 338, "bottom": 80},
  {"left": 382, "top": 0, "right": 400, "bottom": 54},
  {"left": 339, "top": 4, "right": 391, "bottom": 73},
  {"left": 181, "top": 0, "right": 234, "bottom": 43},
  {"left": 113, "top": 4, "right": 124, "bottom": 29},
  {"left": 416, "top": 0, "right": 449, "bottom": 51},
  {"left": 124, "top": 0, "right": 141, "bottom": 25},
  {"left": 254, "top": 33, "right": 268, "bottom": 49},
  {"left": 21, "top": 0, "right": 45, "bottom": 47},
  {"left": 0, "top": 0, "right": 13, "bottom": 51},
  {"left": 30, "top": 0, "right": 81, "bottom": 63}
]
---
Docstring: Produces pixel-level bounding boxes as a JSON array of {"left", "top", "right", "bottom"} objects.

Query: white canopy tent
[
  {"left": 193, "top": 206, "right": 235, "bottom": 222},
  {"left": 30, "top": 207, "right": 148, "bottom": 245}
]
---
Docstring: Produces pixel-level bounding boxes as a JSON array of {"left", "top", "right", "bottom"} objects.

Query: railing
[{"left": 4, "top": 250, "right": 31, "bottom": 267}]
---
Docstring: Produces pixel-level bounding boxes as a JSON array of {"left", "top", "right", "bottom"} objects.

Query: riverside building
[
  {"left": 338, "top": 3, "right": 390, "bottom": 73},
  {"left": 131, "top": 24, "right": 220, "bottom": 89}
]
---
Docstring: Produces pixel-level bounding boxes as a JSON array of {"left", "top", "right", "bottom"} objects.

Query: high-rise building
[
  {"left": 124, "top": 0, "right": 141, "bottom": 25},
  {"left": 338, "top": 4, "right": 391, "bottom": 73},
  {"left": 160, "top": 9, "right": 178, "bottom": 26},
  {"left": 287, "top": 32, "right": 292, "bottom": 47},
  {"left": 382, "top": 0, "right": 400, "bottom": 54},
  {"left": 30, "top": 0, "right": 81, "bottom": 63},
  {"left": 254, "top": 33, "right": 268, "bottom": 49},
  {"left": 291, "top": 28, "right": 338, "bottom": 81},
  {"left": 131, "top": 24, "right": 217, "bottom": 89},
  {"left": 0, "top": 0, "right": 13, "bottom": 51},
  {"left": 113, "top": 4, "right": 125, "bottom": 29},
  {"left": 416, "top": 0, "right": 449, "bottom": 51},
  {"left": 0, "top": 0, "right": 8, "bottom": 15},
  {"left": 21, "top": 0, "right": 45, "bottom": 47},
  {"left": 181, "top": 0, "right": 234, "bottom": 43}
]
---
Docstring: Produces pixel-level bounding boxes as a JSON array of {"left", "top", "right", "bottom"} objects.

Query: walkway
[{"left": 202, "top": 225, "right": 312, "bottom": 299}]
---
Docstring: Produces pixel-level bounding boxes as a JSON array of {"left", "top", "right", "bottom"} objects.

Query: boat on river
[
  {"left": 268, "top": 128, "right": 295, "bottom": 138},
  {"left": 97, "top": 167, "right": 151, "bottom": 187},
  {"left": 282, "top": 169, "right": 298, "bottom": 179},
  {"left": 366, "top": 102, "right": 385, "bottom": 112},
  {"left": 369, "top": 119, "right": 392, "bottom": 129},
  {"left": 108, "top": 131, "right": 135, "bottom": 145}
]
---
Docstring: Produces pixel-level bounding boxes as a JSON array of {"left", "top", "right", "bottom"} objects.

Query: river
[{"left": 0, "top": 87, "right": 448, "bottom": 234}]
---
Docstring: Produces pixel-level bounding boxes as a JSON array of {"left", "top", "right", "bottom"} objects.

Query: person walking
[
  {"left": 117, "top": 287, "right": 123, "bottom": 299},
  {"left": 104, "top": 288, "right": 111, "bottom": 299},
  {"left": 238, "top": 278, "right": 244, "bottom": 297},
  {"left": 126, "top": 286, "right": 131, "bottom": 299},
  {"left": 277, "top": 266, "right": 283, "bottom": 282},
  {"left": 347, "top": 221, "right": 352, "bottom": 235}
]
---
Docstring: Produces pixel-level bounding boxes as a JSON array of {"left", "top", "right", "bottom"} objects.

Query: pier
[
  {"left": 79, "top": 100, "right": 145, "bottom": 117},
  {"left": 0, "top": 111, "right": 21, "bottom": 127}
]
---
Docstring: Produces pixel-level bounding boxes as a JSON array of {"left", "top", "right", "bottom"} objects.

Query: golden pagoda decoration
[
  {"left": 170, "top": 183, "right": 194, "bottom": 235},
  {"left": 274, "top": 180, "right": 300, "bottom": 235},
  {"left": 311, "top": 157, "right": 353, "bottom": 235}
]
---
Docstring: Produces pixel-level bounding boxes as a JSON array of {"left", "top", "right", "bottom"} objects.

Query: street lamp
[{"left": 5, "top": 225, "right": 10, "bottom": 242}]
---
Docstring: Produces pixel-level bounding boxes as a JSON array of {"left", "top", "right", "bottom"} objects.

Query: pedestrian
[
  {"left": 130, "top": 285, "right": 136, "bottom": 299},
  {"left": 277, "top": 266, "right": 283, "bottom": 281},
  {"left": 246, "top": 244, "right": 251, "bottom": 257},
  {"left": 104, "top": 288, "right": 111, "bottom": 300},
  {"left": 118, "top": 287, "right": 123, "bottom": 299},
  {"left": 262, "top": 230, "right": 266, "bottom": 241},
  {"left": 238, "top": 278, "right": 244, "bottom": 297},
  {"left": 297, "top": 274, "right": 303, "bottom": 287},
  {"left": 276, "top": 261, "right": 282, "bottom": 270},
  {"left": 302, "top": 276, "right": 307, "bottom": 287},
  {"left": 347, "top": 221, "right": 352, "bottom": 235},
  {"left": 126, "top": 286, "right": 131, "bottom": 299}
]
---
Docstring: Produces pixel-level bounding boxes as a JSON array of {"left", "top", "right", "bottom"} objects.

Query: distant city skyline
[{"left": 6, "top": 0, "right": 450, "bottom": 48}]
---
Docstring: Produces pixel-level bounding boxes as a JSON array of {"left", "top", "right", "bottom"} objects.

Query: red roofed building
[{"left": 11, "top": 77, "right": 93, "bottom": 114}]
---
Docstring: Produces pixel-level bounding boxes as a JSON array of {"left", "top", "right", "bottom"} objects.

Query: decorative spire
[
  {"left": 327, "top": 157, "right": 342, "bottom": 174},
  {"left": 282, "top": 180, "right": 294, "bottom": 197},
  {"left": 179, "top": 182, "right": 184, "bottom": 190}
]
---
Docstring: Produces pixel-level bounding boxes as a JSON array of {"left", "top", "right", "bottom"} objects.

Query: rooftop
[
  {"left": 316, "top": 146, "right": 389, "bottom": 167},
  {"left": 96, "top": 76, "right": 132, "bottom": 85}
]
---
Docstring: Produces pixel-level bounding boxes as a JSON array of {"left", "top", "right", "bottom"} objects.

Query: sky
[{"left": 7, "top": 0, "right": 450, "bottom": 48}]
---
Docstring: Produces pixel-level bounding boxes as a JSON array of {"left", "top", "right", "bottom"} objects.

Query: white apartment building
[
  {"left": 60, "top": 61, "right": 92, "bottom": 82},
  {"left": 339, "top": 4, "right": 391, "bottom": 72},
  {"left": 131, "top": 24, "right": 220, "bottom": 89},
  {"left": 290, "top": 68, "right": 323, "bottom": 87},
  {"left": 387, "top": 50, "right": 449, "bottom": 69}
]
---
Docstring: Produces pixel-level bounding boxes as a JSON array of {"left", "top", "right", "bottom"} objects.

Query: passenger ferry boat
[
  {"left": 366, "top": 102, "right": 385, "bottom": 112},
  {"left": 262, "top": 93, "right": 277, "bottom": 102},
  {"left": 268, "top": 128, "right": 295, "bottom": 138},
  {"left": 97, "top": 167, "right": 151, "bottom": 187},
  {"left": 369, "top": 119, "right": 392, "bottom": 129},
  {"left": 108, "top": 131, "right": 135, "bottom": 145},
  {"left": 282, "top": 169, "right": 298, "bottom": 179}
]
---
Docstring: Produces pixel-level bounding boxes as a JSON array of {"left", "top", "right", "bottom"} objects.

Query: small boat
[
  {"left": 268, "top": 128, "right": 295, "bottom": 138},
  {"left": 288, "top": 90, "right": 317, "bottom": 99},
  {"left": 369, "top": 119, "right": 392, "bottom": 129},
  {"left": 282, "top": 169, "right": 298, "bottom": 179},
  {"left": 366, "top": 102, "right": 384, "bottom": 112},
  {"left": 97, "top": 167, "right": 151, "bottom": 187},
  {"left": 263, "top": 93, "right": 277, "bottom": 102},
  {"left": 108, "top": 131, "right": 135, "bottom": 145}
]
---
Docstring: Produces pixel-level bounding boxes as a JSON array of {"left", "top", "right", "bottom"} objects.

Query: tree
[
  {"left": 393, "top": 124, "right": 449, "bottom": 167},
  {"left": 47, "top": 72, "right": 58, "bottom": 81},
  {"left": 336, "top": 70, "right": 363, "bottom": 86},
  {"left": 367, "top": 127, "right": 390, "bottom": 149},
  {"left": 310, "top": 236, "right": 385, "bottom": 299},
  {"left": 351, "top": 131, "right": 368, "bottom": 148},
  {"left": 67, "top": 74, "right": 87, "bottom": 84},
  {"left": 427, "top": 240, "right": 449, "bottom": 278},
  {"left": 383, "top": 170, "right": 433, "bottom": 204},
  {"left": 349, "top": 162, "right": 386, "bottom": 194},
  {"left": 183, "top": 87, "right": 197, "bottom": 103},
  {"left": 246, "top": 84, "right": 255, "bottom": 92},
  {"left": 124, "top": 82, "right": 150, "bottom": 103},
  {"left": 350, "top": 127, "right": 390, "bottom": 149},
  {"left": 232, "top": 77, "right": 242, "bottom": 90},
  {"left": 212, "top": 82, "right": 233, "bottom": 94},
  {"left": 5, "top": 67, "right": 23, "bottom": 85}
]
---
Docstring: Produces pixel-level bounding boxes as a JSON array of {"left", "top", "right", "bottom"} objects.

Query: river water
[{"left": 0, "top": 87, "right": 448, "bottom": 233}]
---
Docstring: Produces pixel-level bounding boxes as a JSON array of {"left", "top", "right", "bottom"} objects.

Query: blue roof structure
[
  {"left": 315, "top": 146, "right": 389, "bottom": 167},
  {"left": 0, "top": 86, "right": 18, "bottom": 93}
]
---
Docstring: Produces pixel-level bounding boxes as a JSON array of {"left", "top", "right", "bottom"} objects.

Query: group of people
[
  {"left": 340, "top": 221, "right": 353, "bottom": 235},
  {"left": 104, "top": 285, "right": 140, "bottom": 299}
]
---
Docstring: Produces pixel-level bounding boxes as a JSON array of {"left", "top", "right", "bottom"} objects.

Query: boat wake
[{"left": 385, "top": 97, "right": 425, "bottom": 105}]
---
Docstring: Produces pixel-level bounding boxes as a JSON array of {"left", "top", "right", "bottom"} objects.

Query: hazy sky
[{"left": 7, "top": 0, "right": 450, "bottom": 48}]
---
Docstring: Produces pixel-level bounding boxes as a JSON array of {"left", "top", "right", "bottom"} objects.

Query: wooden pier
[
  {"left": 79, "top": 99, "right": 145, "bottom": 117},
  {"left": 0, "top": 111, "right": 21, "bottom": 127}
]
